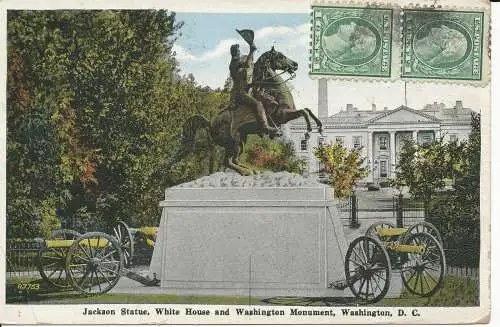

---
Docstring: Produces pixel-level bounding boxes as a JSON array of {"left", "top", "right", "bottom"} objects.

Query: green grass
[
  {"left": 7, "top": 276, "right": 478, "bottom": 306},
  {"left": 8, "top": 292, "right": 264, "bottom": 305},
  {"left": 379, "top": 276, "right": 478, "bottom": 307},
  {"left": 420, "top": 276, "right": 479, "bottom": 306}
]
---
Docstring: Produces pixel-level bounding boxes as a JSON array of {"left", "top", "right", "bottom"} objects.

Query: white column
[
  {"left": 390, "top": 132, "right": 396, "bottom": 178},
  {"left": 318, "top": 79, "right": 328, "bottom": 119},
  {"left": 434, "top": 129, "right": 441, "bottom": 140},
  {"left": 412, "top": 130, "right": 418, "bottom": 141},
  {"left": 367, "top": 132, "right": 373, "bottom": 182}
]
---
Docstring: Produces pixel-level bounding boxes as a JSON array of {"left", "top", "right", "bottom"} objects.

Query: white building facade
[{"left": 288, "top": 90, "right": 473, "bottom": 184}]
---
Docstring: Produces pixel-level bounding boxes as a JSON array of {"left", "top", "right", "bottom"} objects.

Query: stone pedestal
[{"left": 150, "top": 172, "right": 350, "bottom": 297}]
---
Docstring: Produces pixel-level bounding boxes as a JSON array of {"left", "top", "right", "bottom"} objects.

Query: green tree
[
  {"left": 392, "top": 137, "right": 465, "bottom": 201},
  {"left": 314, "top": 142, "right": 367, "bottom": 198},
  {"left": 427, "top": 113, "right": 480, "bottom": 267},
  {"left": 393, "top": 113, "right": 481, "bottom": 266},
  {"left": 7, "top": 10, "right": 226, "bottom": 237},
  {"left": 7, "top": 12, "right": 81, "bottom": 237}
]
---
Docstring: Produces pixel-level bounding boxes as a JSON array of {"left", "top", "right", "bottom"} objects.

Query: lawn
[{"left": 7, "top": 276, "right": 478, "bottom": 306}]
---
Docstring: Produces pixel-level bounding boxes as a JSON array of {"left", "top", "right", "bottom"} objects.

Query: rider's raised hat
[{"left": 236, "top": 29, "right": 254, "bottom": 45}]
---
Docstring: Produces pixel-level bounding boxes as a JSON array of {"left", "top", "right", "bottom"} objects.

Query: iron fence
[
  {"left": 393, "top": 194, "right": 426, "bottom": 227},
  {"left": 337, "top": 195, "right": 359, "bottom": 228},
  {"left": 445, "top": 264, "right": 480, "bottom": 301},
  {"left": 336, "top": 196, "right": 351, "bottom": 215},
  {"left": 445, "top": 265, "right": 479, "bottom": 281},
  {"left": 6, "top": 239, "right": 41, "bottom": 279}
]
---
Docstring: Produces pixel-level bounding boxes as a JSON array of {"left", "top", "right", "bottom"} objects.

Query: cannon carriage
[
  {"left": 36, "top": 223, "right": 159, "bottom": 295},
  {"left": 343, "top": 221, "right": 446, "bottom": 303}
]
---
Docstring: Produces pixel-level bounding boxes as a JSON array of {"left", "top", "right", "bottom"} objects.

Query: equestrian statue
[{"left": 169, "top": 29, "right": 323, "bottom": 175}]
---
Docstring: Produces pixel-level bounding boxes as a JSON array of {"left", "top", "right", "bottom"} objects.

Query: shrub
[
  {"left": 314, "top": 142, "right": 367, "bottom": 198},
  {"left": 243, "top": 136, "right": 305, "bottom": 174}
]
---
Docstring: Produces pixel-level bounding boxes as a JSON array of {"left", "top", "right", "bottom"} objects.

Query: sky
[{"left": 172, "top": 12, "right": 489, "bottom": 116}]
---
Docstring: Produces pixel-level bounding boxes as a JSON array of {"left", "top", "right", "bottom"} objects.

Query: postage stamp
[
  {"left": 0, "top": 0, "right": 492, "bottom": 325},
  {"left": 401, "top": 9, "right": 485, "bottom": 81},
  {"left": 310, "top": 6, "right": 393, "bottom": 78}
]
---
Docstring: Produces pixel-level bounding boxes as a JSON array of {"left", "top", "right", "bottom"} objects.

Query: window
[
  {"left": 318, "top": 137, "right": 325, "bottom": 146},
  {"left": 380, "top": 160, "right": 388, "bottom": 178},
  {"left": 449, "top": 134, "right": 457, "bottom": 142},
  {"left": 335, "top": 136, "right": 345, "bottom": 146},
  {"left": 379, "top": 136, "right": 388, "bottom": 150},
  {"left": 420, "top": 133, "right": 434, "bottom": 146},
  {"left": 300, "top": 139, "right": 308, "bottom": 151},
  {"left": 353, "top": 136, "right": 362, "bottom": 148}
]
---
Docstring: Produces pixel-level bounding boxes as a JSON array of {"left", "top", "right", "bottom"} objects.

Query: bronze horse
[{"left": 174, "top": 46, "right": 323, "bottom": 175}]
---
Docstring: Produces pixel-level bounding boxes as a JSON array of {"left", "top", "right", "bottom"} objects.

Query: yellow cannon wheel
[
  {"left": 113, "top": 221, "right": 134, "bottom": 267},
  {"left": 344, "top": 236, "right": 392, "bottom": 304},
  {"left": 37, "top": 229, "right": 81, "bottom": 289},
  {"left": 400, "top": 232, "right": 445, "bottom": 297},
  {"left": 365, "top": 221, "right": 397, "bottom": 242},
  {"left": 402, "top": 222, "right": 443, "bottom": 245},
  {"left": 66, "top": 232, "right": 124, "bottom": 295}
]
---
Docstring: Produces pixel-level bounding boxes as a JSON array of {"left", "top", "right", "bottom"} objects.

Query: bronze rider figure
[{"left": 229, "top": 30, "right": 279, "bottom": 136}]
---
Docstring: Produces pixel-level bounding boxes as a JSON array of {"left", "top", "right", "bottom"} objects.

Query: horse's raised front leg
[
  {"left": 303, "top": 108, "right": 324, "bottom": 135},
  {"left": 279, "top": 109, "right": 313, "bottom": 139}
]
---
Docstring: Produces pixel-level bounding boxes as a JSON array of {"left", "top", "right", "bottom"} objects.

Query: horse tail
[
  {"left": 164, "top": 115, "right": 212, "bottom": 170},
  {"left": 181, "top": 115, "right": 211, "bottom": 149}
]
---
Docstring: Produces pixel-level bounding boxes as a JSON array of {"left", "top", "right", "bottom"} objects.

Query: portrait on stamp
[
  {"left": 401, "top": 10, "right": 484, "bottom": 80},
  {"left": 310, "top": 6, "right": 393, "bottom": 77},
  {"left": 322, "top": 18, "right": 379, "bottom": 65},
  {"left": 413, "top": 23, "right": 469, "bottom": 68}
]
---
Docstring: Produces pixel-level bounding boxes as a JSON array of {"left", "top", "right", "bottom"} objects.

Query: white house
[{"left": 288, "top": 81, "right": 473, "bottom": 183}]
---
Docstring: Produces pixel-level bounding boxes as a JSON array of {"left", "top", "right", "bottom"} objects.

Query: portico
[
  {"left": 369, "top": 129, "right": 438, "bottom": 181},
  {"left": 288, "top": 102, "right": 472, "bottom": 183}
]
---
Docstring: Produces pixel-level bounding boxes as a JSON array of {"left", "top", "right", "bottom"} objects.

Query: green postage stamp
[
  {"left": 310, "top": 6, "right": 393, "bottom": 78},
  {"left": 401, "top": 9, "right": 484, "bottom": 81},
  {"left": 310, "top": 5, "right": 488, "bottom": 83}
]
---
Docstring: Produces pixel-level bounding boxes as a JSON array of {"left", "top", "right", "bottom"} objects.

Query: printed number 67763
[{"left": 16, "top": 283, "right": 40, "bottom": 290}]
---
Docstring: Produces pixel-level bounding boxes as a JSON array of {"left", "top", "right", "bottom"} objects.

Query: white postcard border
[{"left": 0, "top": 0, "right": 493, "bottom": 324}]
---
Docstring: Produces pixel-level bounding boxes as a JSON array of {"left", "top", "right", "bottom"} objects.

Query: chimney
[
  {"left": 384, "top": 106, "right": 388, "bottom": 111},
  {"left": 317, "top": 79, "right": 328, "bottom": 118},
  {"left": 372, "top": 103, "right": 377, "bottom": 111},
  {"left": 455, "top": 100, "right": 463, "bottom": 111},
  {"left": 346, "top": 104, "right": 354, "bottom": 112},
  {"left": 432, "top": 102, "right": 438, "bottom": 110}
]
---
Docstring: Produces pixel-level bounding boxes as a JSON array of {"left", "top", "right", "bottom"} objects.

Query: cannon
[
  {"left": 338, "top": 221, "right": 446, "bottom": 303},
  {"left": 36, "top": 226, "right": 159, "bottom": 295}
]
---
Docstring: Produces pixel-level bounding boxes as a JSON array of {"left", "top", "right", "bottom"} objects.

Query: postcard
[{"left": 0, "top": 0, "right": 491, "bottom": 324}]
